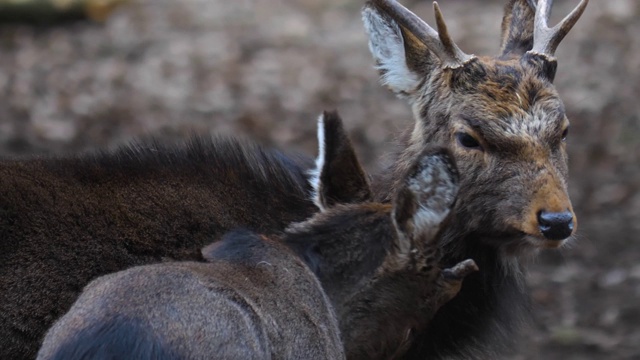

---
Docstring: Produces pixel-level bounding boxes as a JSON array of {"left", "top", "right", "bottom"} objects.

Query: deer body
[
  {"left": 37, "top": 230, "right": 345, "bottom": 360},
  {"left": 0, "top": 137, "right": 316, "bottom": 359},
  {"left": 37, "top": 113, "right": 476, "bottom": 360},
  {"left": 362, "top": 0, "right": 588, "bottom": 358}
]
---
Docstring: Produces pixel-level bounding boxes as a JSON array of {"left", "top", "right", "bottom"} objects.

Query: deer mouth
[
  {"left": 521, "top": 233, "right": 571, "bottom": 251},
  {"left": 471, "top": 223, "right": 572, "bottom": 257},
  {"left": 479, "top": 231, "right": 569, "bottom": 257}
]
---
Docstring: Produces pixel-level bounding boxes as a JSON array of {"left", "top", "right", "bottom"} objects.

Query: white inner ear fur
[
  {"left": 362, "top": 7, "right": 421, "bottom": 97},
  {"left": 307, "top": 113, "right": 326, "bottom": 211},
  {"left": 408, "top": 156, "right": 458, "bottom": 233}
]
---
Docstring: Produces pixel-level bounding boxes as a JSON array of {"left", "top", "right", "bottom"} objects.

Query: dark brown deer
[
  {"left": 0, "top": 133, "right": 317, "bottom": 359},
  {"left": 37, "top": 115, "right": 476, "bottom": 360},
  {"left": 361, "top": 0, "right": 587, "bottom": 358}
]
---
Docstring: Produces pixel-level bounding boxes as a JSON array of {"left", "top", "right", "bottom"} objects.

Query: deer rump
[
  {"left": 0, "top": 135, "right": 317, "bottom": 359},
  {"left": 36, "top": 229, "right": 345, "bottom": 360}
]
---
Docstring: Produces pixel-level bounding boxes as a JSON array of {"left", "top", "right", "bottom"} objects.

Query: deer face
[
  {"left": 422, "top": 57, "right": 575, "bottom": 251},
  {"left": 363, "top": 0, "right": 587, "bottom": 253}
]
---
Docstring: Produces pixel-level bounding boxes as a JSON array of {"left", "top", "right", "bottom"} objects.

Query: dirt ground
[{"left": 0, "top": 0, "right": 639, "bottom": 358}]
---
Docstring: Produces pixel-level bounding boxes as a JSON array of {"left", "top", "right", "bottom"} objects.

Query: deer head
[{"left": 362, "top": 0, "right": 588, "bottom": 255}]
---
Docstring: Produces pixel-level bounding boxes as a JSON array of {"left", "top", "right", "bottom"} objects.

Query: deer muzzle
[
  {"left": 537, "top": 209, "right": 574, "bottom": 241},
  {"left": 521, "top": 172, "right": 577, "bottom": 245}
]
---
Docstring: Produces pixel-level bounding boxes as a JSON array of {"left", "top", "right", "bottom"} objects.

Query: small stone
[
  {"left": 599, "top": 269, "right": 628, "bottom": 288},
  {"left": 629, "top": 264, "right": 640, "bottom": 280},
  {"left": 551, "top": 326, "right": 581, "bottom": 345},
  {"left": 551, "top": 263, "right": 581, "bottom": 283}
]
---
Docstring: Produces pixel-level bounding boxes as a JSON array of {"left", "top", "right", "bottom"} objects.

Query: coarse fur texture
[
  {"left": 38, "top": 118, "right": 476, "bottom": 360},
  {"left": 37, "top": 230, "right": 345, "bottom": 360},
  {"left": 362, "top": 0, "right": 588, "bottom": 358},
  {"left": 0, "top": 135, "right": 317, "bottom": 359}
]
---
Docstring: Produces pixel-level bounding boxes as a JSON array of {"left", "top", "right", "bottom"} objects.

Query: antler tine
[
  {"left": 433, "top": 2, "right": 474, "bottom": 69},
  {"left": 372, "top": 0, "right": 474, "bottom": 69},
  {"left": 372, "top": 0, "right": 440, "bottom": 49},
  {"left": 530, "top": 0, "right": 589, "bottom": 58}
]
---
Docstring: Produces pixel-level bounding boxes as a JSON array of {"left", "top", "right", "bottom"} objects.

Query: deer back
[{"left": 37, "top": 229, "right": 344, "bottom": 360}]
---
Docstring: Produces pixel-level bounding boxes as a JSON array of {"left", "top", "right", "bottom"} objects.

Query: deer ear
[
  {"left": 392, "top": 147, "right": 459, "bottom": 241},
  {"left": 309, "top": 111, "right": 372, "bottom": 211},
  {"left": 362, "top": 3, "right": 433, "bottom": 98},
  {"left": 499, "top": 0, "right": 537, "bottom": 57}
]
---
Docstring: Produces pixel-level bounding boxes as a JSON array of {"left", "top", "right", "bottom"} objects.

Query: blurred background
[{"left": 0, "top": 0, "right": 638, "bottom": 358}]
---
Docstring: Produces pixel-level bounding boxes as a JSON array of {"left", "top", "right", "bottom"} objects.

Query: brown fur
[
  {"left": 37, "top": 230, "right": 344, "bottom": 360},
  {"left": 37, "top": 124, "right": 475, "bottom": 360},
  {"left": 0, "top": 136, "right": 317, "bottom": 359},
  {"left": 362, "top": 0, "right": 587, "bottom": 358}
]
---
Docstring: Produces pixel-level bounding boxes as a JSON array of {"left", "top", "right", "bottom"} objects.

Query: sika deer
[
  {"left": 0, "top": 134, "right": 316, "bottom": 359},
  {"left": 362, "top": 0, "right": 587, "bottom": 358},
  {"left": 37, "top": 112, "right": 476, "bottom": 360}
]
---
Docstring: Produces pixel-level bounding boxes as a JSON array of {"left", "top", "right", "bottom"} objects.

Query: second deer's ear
[
  {"left": 392, "top": 147, "right": 459, "bottom": 241},
  {"left": 309, "top": 111, "right": 372, "bottom": 211},
  {"left": 499, "top": 0, "right": 537, "bottom": 57}
]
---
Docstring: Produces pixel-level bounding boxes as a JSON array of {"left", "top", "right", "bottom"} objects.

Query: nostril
[
  {"left": 537, "top": 210, "right": 574, "bottom": 241},
  {"left": 537, "top": 211, "right": 573, "bottom": 226}
]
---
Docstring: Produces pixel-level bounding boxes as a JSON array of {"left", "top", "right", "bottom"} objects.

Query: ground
[{"left": 0, "top": 0, "right": 638, "bottom": 358}]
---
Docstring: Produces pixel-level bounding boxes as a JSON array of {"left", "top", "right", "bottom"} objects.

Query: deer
[
  {"left": 360, "top": 0, "right": 588, "bottom": 358},
  {"left": 0, "top": 133, "right": 318, "bottom": 359},
  {"left": 37, "top": 112, "right": 477, "bottom": 360},
  {"left": 1, "top": 0, "right": 588, "bottom": 357}
]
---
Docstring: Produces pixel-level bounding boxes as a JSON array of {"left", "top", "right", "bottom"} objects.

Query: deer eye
[
  {"left": 456, "top": 132, "right": 483, "bottom": 151},
  {"left": 561, "top": 126, "right": 569, "bottom": 141}
]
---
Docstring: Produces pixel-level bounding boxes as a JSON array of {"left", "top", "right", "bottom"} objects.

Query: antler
[
  {"left": 372, "top": 0, "right": 474, "bottom": 69},
  {"left": 529, "top": 0, "right": 589, "bottom": 58}
]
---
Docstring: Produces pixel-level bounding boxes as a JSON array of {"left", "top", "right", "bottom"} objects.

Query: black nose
[{"left": 538, "top": 210, "right": 574, "bottom": 241}]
